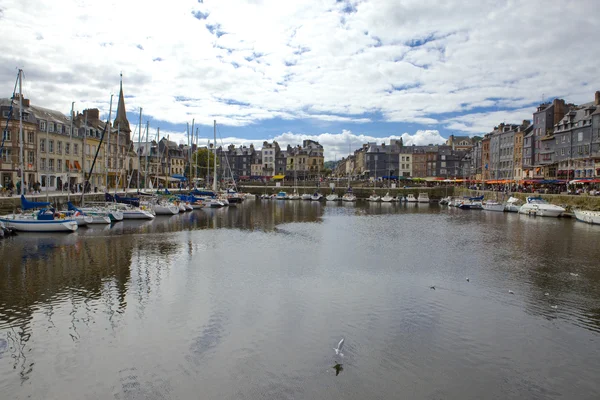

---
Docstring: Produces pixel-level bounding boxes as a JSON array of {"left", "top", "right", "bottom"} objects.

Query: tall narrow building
[{"left": 108, "top": 74, "right": 132, "bottom": 188}]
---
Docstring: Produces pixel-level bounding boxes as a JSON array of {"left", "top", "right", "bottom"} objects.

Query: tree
[{"left": 186, "top": 148, "right": 219, "bottom": 181}]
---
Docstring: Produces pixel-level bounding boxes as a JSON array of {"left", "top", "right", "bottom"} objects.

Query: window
[
  {"left": 86, "top": 144, "right": 90, "bottom": 155},
  {"left": 1, "top": 148, "right": 10, "bottom": 162},
  {"left": 40, "top": 139, "right": 46, "bottom": 152},
  {"left": 57, "top": 141, "right": 62, "bottom": 154},
  {"left": 65, "top": 143, "right": 70, "bottom": 154},
  {"left": 441, "top": 161, "right": 446, "bottom": 167},
  {"left": 57, "top": 160, "right": 62, "bottom": 172},
  {"left": 2, "top": 130, "right": 10, "bottom": 141},
  {"left": 406, "top": 156, "right": 410, "bottom": 162},
  {"left": 2, "top": 110, "right": 9, "bottom": 118},
  {"left": 578, "top": 132, "right": 583, "bottom": 142},
  {"left": 27, "top": 131, "right": 34, "bottom": 143},
  {"left": 28, "top": 151, "right": 34, "bottom": 164},
  {"left": 48, "top": 122, "right": 54, "bottom": 132},
  {"left": 49, "top": 159, "right": 54, "bottom": 171},
  {"left": 49, "top": 140, "right": 54, "bottom": 153},
  {"left": 41, "top": 158, "right": 46, "bottom": 170},
  {"left": 56, "top": 124, "right": 62, "bottom": 133},
  {"left": 39, "top": 120, "right": 46, "bottom": 131},
  {"left": 74, "top": 144, "right": 78, "bottom": 155}
]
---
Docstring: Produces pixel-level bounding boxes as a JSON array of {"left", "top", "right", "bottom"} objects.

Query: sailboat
[
  {"left": 288, "top": 170, "right": 300, "bottom": 200},
  {"left": 207, "top": 120, "right": 226, "bottom": 208},
  {"left": 0, "top": 71, "right": 78, "bottom": 232},
  {"left": 341, "top": 173, "right": 356, "bottom": 202}
]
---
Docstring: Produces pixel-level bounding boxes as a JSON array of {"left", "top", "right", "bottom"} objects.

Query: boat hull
[
  {"left": 0, "top": 216, "right": 78, "bottom": 232},
  {"left": 574, "top": 210, "right": 600, "bottom": 225},
  {"left": 519, "top": 205, "right": 564, "bottom": 217},
  {"left": 483, "top": 203, "right": 505, "bottom": 212}
]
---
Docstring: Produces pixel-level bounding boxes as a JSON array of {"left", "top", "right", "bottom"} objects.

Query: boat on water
[
  {"left": 276, "top": 191, "right": 288, "bottom": 200},
  {"left": 342, "top": 188, "right": 357, "bottom": 202},
  {"left": 326, "top": 192, "right": 340, "bottom": 201},
  {"left": 301, "top": 193, "right": 312, "bottom": 200},
  {"left": 504, "top": 197, "right": 523, "bottom": 213},
  {"left": 367, "top": 192, "right": 381, "bottom": 202},
  {"left": 482, "top": 200, "right": 505, "bottom": 212},
  {"left": 67, "top": 202, "right": 112, "bottom": 224},
  {"left": 311, "top": 192, "right": 324, "bottom": 201},
  {"left": 417, "top": 193, "right": 430, "bottom": 203},
  {"left": 288, "top": 191, "right": 300, "bottom": 200},
  {"left": 519, "top": 197, "right": 565, "bottom": 217},
  {"left": 0, "top": 196, "right": 78, "bottom": 232},
  {"left": 573, "top": 209, "right": 600, "bottom": 225},
  {"left": 406, "top": 194, "right": 417, "bottom": 203},
  {"left": 152, "top": 200, "right": 180, "bottom": 215},
  {"left": 381, "top": 192, "right": 394, "bottom": 202},
  {"left": 458, "top": 195, "right": 483, "bottom": 210},
  {"left": 439, "top": 196, "right": 452, "bottom": 205}
]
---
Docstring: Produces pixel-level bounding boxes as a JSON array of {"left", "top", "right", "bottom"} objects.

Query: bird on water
[{"left": 334, "top": 338, "right": 344, "bottom": 357}]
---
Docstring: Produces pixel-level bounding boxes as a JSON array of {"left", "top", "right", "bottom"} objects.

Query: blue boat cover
[{"left": 21, "top": 195, "right": 51, "bottom": 210}]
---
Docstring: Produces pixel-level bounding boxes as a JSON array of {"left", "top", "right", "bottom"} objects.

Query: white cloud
[
  {"left": 1, "top": 0, "right": 599, "bottom": 135},
  {"left": 142, "top": 127, "right": 446, "bottom": 161}
]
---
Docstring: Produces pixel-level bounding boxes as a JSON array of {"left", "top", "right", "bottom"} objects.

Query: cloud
[
  {"left": 138, "top": 127, "right": 446, "bottom": 161},
  {"left": 0, "top": 0, "right": 599, "bottom": 137}
]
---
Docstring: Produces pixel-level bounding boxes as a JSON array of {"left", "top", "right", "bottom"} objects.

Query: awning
[
  {"left": 273, "top": 174, "right": 285, "bottom": 179},
  {"left": 74, "top": 161, "right": 81, "bottom": 170},
  {"left": 157, "top": 176, "right": 180, "bottom": 182}
]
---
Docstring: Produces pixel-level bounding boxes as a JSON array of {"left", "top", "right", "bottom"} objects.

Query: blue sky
[{"left": 1, "top": 0, "right": 599, "bottom": 159}]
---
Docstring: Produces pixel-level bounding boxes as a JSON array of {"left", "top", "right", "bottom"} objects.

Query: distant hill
[{"left": 324, "top": 161, "right": 338, "bottom": 169}]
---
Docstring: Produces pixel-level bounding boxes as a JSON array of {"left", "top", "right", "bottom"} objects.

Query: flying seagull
[
  {"left": 334, "top": 338, "right": 344, "bottom": 356},
  {"left": 466, "top": 277, "right": 470, "bottom": 282},
  {"left": 508, "top": 290, "right": 514, "bottom": 295},
  {"left": 430, "top": 286, "right": 436, "bottom": 290},
  {"left": 550, "top": 305, "right": 558, "bottom": 309},
  {"left": 332, "top": 362, "right": 344, "bottom": 376},
  {"left": 570, "top": 273, "right": 579, "bottom": 277},
  {"left": 544, "top": 293, "right": 549, "bottom": 296}
]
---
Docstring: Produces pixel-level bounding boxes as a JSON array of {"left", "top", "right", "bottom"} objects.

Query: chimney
[
  {"left": 23, "top": 98, "right": 30, "bottom": 107},
  {"left": 595, "top": 91, "right": 600, "bottom": 106},
  {"left": 83, "top": 108, "right": 100, "bottom": 120},
  {"left": 552, "top": 99, "right": 566, "bottom": 125},
  {"left": 522, "top": 120, "right": 530, "bottom": 128}
]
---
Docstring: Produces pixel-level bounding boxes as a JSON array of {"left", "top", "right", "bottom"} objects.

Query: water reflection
[{"left": 0, "top": 200, "right": 599, "bottom": 399}]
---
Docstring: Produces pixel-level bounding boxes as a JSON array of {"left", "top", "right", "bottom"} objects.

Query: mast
[
  {"left": 165, "top": 134, "right": 170, "bottom": 189},
  {"left": 206, "top": 139, "right": 210, "bottom": 186},
  {"left": 212, "top": 120, "right": 217, "bottom": 192},
  {"left": 190, "top": 118, "right": 195, "bottom": 186},
  {"left": 67, "top": 101, "right": 74, "bottom": 202},
  {"left": 105, "top": 94, "right": 114, "bottom": 191},
  {"left": 154, "top": 127, "right": 159, "bottom": 190},
  {"left": 114, "top": 124, "right": 120, "bottom": 196},
  {"left": 45, "top": 108, "right": 49, "bottom": 202},
  {"left": 195, "top": 128, "right": 198, "bottom": 186},
  {"left": 137, "top": 107, "right": 142, "bottom": 192},
  {"left": 18, "top": 69, "right": 24, "bottom": 196},
  {"left": 82, "top": 112, "right": 87, "bottom": 206},
  {"left": 144, "top": 121, "right": 149, "bottom": 190}
]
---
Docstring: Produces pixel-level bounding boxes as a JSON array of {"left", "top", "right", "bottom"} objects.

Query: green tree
[{"left": 186, "top": 148, "right": 219, "bottom": 181}]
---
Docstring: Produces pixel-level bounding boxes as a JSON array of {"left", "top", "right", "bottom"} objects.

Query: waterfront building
[
  {"left": 553, "top": 92, "right": 600, "bottom": 179},
  {"left": 481, "top": 136, "right": 491, "bottom": 181},
  {"left": 398, "top": 148, "right": 413, "bottom": 177},
  {"left": 353, "top": 145, "right": 367, "bottom": 177},
  {"left": 216, "top": 144, "right": 257, "bottom": 181},
  {"left": 513, "top": 123, "right": 531, "bottom": 181},
  {"left": 365, "top": 140, "right": 403, "bottom": 179},
  {"left": 497, "top": 123, "right": 519, "bottom": 179},
  {"left": 75, "top": 108, "right": 107, "bottom": 191},
  {"left": 530, "top": 99, "right": 568, "bottom": 178},
  {"left": 445, "top": 135, "right": 474, "bottom": 151},
  {"left": 108, "top": 78, "right": 133, "bottom": 190},
  {"left": 0, "top": 95, "right": 39, "bottom": 191},
  {"left": 411, "top": 149, "right": 427, "bottom": 178},
  {"left": 303, "top": 140, "right": 324, "bottom": 179}
]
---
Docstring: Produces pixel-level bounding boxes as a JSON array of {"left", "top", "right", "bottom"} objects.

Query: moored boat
[
  {"left": 573, "top": 209, "right": 600, "bottom": 225},
  {"left": 518, "top": 197, "right": 565, "bottom": 217},
  {"left": 482, "top": 200, "right": 505, "bottom": 212},
  {"left": 381, "top": 192, "right": 394, "bottom": 202},
  {"left": 406, "top": 194, "right": 417, "bottom": 203},
  {"left": 417, "top": 193, "right": 430, "bottom": 203}
]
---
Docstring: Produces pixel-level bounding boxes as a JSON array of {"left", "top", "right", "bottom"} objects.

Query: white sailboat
[
  {"left": 208, "top": 120, "right": 226, "bottom": 208},
  {"left": 381, "top": 192, "right": 394, "bottom": 202}
]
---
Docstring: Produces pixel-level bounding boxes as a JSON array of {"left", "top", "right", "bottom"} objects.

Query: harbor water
[{"left": 1, "top": 200, "right": 599, "bottom": 399}]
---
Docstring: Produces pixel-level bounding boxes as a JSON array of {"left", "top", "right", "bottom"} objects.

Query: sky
[{"left": 1, "top": 0, "right": 600, "bottom": 160}]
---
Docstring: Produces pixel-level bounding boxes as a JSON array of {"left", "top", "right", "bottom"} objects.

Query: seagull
[
  {"left": 570, "top": 273, "right": 579, "bottom": 277},
  {"left": 332, "top": 362, "right": 344, "bottom": 376},
  {"left": 430, "top": 286, "right": 436, "bottom": 290},
  {"left": 544, "top": 293, "right": 549, "bottom": 296},
  {"left": 334, "top": 338, "right": 344, "bottom": 356},
  {"left": 550, "top": 305, "right": 558, "bottom": 309},
  {"left": 466, "top": 277, "right": 470, "bottom": 282},
  {"left": 508, "top": 290, "right": 514, "bottom": 295}
]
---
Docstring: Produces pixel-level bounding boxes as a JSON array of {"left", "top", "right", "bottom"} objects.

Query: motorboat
[
  {"left": 482, "top": 200, "right": 505, "bottom": 212},
  {"left": 504, "top": 197, "right": 523, "bottom": 213},
  {"left": 406, "top": 194, "right": 417, "bottom": 203},
  {"left": 518, "top": 197, "right": 565, "bottom": 217},
  {"left": 417, "top": 193, "right": 430, "bottom": 203},
  {"left": 276, "top": 191, "right": 288, "bottom": 200},
  {"left": 458, "top": 200, "right": 483, "bottom": 210},
  {"left": 439, "top": 196, "right": 452, "bottom": 205},
  {"left": 381, "top": 192, "right": 394, "bottom": 202},
  {"left": 574, "top": 209, "right": 600, "bottom": 225},
  {"left": 301, "top": 193, "right": 312, "bottom": 200},
  {"left": 112, "top": 203, "right": 156, "bottom": 219}
]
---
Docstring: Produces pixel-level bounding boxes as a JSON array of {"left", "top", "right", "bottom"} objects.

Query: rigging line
[{"left": 0, "top": 71, "right": 20, "bottom": 155}]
